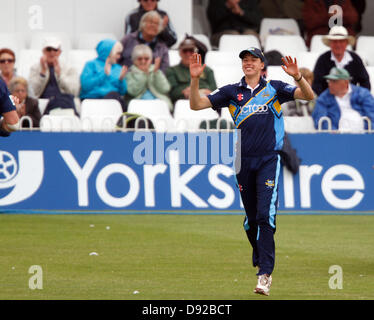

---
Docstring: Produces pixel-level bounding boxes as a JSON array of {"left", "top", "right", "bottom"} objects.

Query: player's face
[
  {"left": 327, "top": 79, "right": 349, "bottom": 97},
  {"left": 140, "top": 0, "right": 158, "bottom": 11},
  {"left": 329, "top": 39, "right": 348, "bottom": 57},
  {"left": 241, "top": 54, "right": 264, "bottom": 78}
]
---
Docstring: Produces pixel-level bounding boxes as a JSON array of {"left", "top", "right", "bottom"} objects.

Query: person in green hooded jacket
[{"left": 125, "top": 44, "right": 173, "bottom": 112}]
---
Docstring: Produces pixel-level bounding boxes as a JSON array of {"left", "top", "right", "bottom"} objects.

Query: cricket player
[
  {"left": 189, "top": 48, "right": 314, "bottom": 296},
  {"left": 0, "top": 77, "right": 19, "bottom": 137}
]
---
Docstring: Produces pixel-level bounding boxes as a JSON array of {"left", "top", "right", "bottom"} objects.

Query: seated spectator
[
  {"left": 125, "top": 44, "right": 172, "bottom": 111},
  {"left": 29, "top": 37, "right": 79, "bottom": 100},
  {"left": 283, "top": 68, "right": 316, "bottom": 116},
  {"left": 302, "top": 0, "right": 358, "bottom": 48},
  {"left": 207, "top": 0, "right": 262, "bottom": 48},
  {"left": 165, "top": 38, "right": 217, "bottom": 104},
  {"left": 312, "top": 67, "right": 374, "bottom": 132},
  {"left": 9, "top": 77, "right": 41, "bottom": 128},
  {"left": 80, "top": 39, "right": 128, "bottom": 111},
  {"left": 120, "top": 10, "right": 169, "bottom": 73},
  {"left": 312, "top": 26, "right": 370, "bottom": 96},
  {"left": 0, "top": 48, "right": 16, "bottom": 88},
  {"left": 125, "top": 0, "right": 177, "bottom": 48}
]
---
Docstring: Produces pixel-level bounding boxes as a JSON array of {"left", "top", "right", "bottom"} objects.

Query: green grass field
[{"left": 0, "top": 214, "right": 373, "bottom": 300}]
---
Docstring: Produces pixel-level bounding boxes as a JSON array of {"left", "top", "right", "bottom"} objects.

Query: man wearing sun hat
[
  {"left": 312, "top": 25, "right": 370, "bottom": 96},
  {"left": 312, "top": 67, "right": 374, "bottom": 132}
]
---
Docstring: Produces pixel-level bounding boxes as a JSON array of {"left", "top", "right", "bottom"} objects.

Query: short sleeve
[
  {"left": 0, "top": 81, "right": 16, "bottom": 114},
  {"left": 270, "top": 80, "right": 297, "bottom": 104},
  {"left": 207, "top": 85, "right": 232, "bottom": 110}
]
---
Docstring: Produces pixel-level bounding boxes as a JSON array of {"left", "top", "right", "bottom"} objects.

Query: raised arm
[
  {"left": 189, "top": 53, "right": 213, "bottom": 110},
  {"left": 281, "top": 56, "right": 315, "bottom": 101}
]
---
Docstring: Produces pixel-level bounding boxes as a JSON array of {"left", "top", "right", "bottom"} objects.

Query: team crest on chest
[{"left": 237, "top": 93, "right": 243, "bottom": 101}]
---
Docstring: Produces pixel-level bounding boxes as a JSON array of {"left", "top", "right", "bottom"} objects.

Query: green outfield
[{"left": 0, "top": 214, "right": 373, "bottom": 300}]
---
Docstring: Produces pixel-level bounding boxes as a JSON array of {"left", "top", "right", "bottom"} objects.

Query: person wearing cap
[
  {"left": 165, "top": 37, "right": 217, "bottom": 104},
  {"left": 312, "top": 67, "right": 374, "bottom": 132},
  {"left": 302, "top": 0, "right": 359, "bottom": 48},
  {"left": 124, "top": 0, "right": 177, "bottom": 48},
  {"left": 29, "top": 37, "right": 79, "bottom": 99},
  {"left": 119, "top": 10, "right": 169, "bottom": 73},
  {"left": 312, "top": 25, "right": 370, "bottom": 96},
  {"left": 189, "top": 47, "right": 314, "bottom": 296}
]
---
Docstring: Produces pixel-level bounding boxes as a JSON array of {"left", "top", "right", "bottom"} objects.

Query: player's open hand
[
  {"left": 281, "top": 56, "right": 300, "bottom": 80},
  {"left": 189, "top": 53, "right": 206, "bottom": 79}
]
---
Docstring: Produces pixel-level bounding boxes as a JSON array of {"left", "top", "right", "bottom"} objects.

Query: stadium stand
[
  {"left": 40, "top": 114, "right": 81, "bottom": 132},
  {"left": 264, "top": 35, "right": 307, "bottom": 57},
  {"left": 75, "top": 33, "right": 118, "bottom": 50},
  {"left": 67, "top": 49, "right": 97, "bottom": 77},
  {"left": 80, "top": 99, "right": 123, "bottom": 132},
  {"left": 283, "top": 116, "right": 316, "bottom": 133},
  {"left": 29, "top": 32, "right": 72, "bottom": 51},
  {"left": 174, "top": 99, "right": 219, "bottom": 131},
  {"left": 259, "top": 18, "right": 301, "bottom": 47},
  {"left": 218, "top": 34, "right": 261, "bottom": 52},
  {"left": 127, "top": 99, "right": 175, "bottom": 132}
]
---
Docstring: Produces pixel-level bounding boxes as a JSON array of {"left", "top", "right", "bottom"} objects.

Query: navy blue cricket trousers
[{"left": 236, "top": 153, "right": 281, "bottom": 276}]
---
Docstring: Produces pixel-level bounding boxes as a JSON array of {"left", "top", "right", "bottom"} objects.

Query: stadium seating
[
  {"left": 0, "top": 32, "right": 26, "bottom": 57},
  {"left": 40, "top": 115, "right": 81, "bottom": 132},
  {"left": 259, "top": 18, "right": 301, "bottom": 47},
  {"left": 75, "top": 33, "right": 117, "bottom": 50},
  {"left": 80, "top": 99, "right": 123, "bottom": 132},
  {"left": 38, "top": 99, "right": 49, "bottom": 115},
  {"left": 264, "top": 35, "right": 307, "bottom": 57},
  {"left": 218, "top": 34, "right": 261, "bottom": 52},
  {"left": 174, "top": 99, "right": 219, "bottom": 131},
  {"left": 266, "top": 66, "right": 295, "bottom": 85},
  {"left": 283, "top": 116, "right": 316, "bottom": 133},
  {"left": 127, "top": 99, "right": 175, "bottom": 131},
  {"left": 16, "top": 49, "right": 44, "bottom": 79},
  {"left": 193, "top": 34, "right": 212, "bottom": 51},
  {"left": 67, "top": 49, "right": 97, "bottom": 76},
  {"left": 296, "top": 51, "right": 320, "bottom": 71},
  {"left": 356, "top": 36, "right": 374, "bottom": 66}
]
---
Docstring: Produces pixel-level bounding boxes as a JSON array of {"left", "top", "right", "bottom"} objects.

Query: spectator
[
  {"left": 80, "top": 39, "right": 128, "bottom": 111},
  {"left": 302, "top": 0, "right": 359, "bottom": 48},
  {"left": 9, "top": 76, "right": 41, "bottom": 128},
  {"left": 120, "top": 10, "right": 169, "bottom": 73},
  {"left": 125, "top": 44, "right": 172, "bottom": 112},
  {"left": 312, "top": 67, "right": 374, "bottom": 132},
  {"left": 29, "top": 37, "right": 79, "bottom": 99},
  {"left": 283, "top": 68, "right": 317, "bottom": 116},
  {"left": 165, "top": 38, "right": 217, "bottom": 104},
  {"left": 0, "top": 48, "right": 16, "bottom": 88},
  {"left": 312, "top": 26, "right": 370, "bottom": 96},
  {"left": 125, "top": 0, "right": 177, "bottom": 48},
  {"left": 207, "top": 0, "right": 262, "bottom": 48}
]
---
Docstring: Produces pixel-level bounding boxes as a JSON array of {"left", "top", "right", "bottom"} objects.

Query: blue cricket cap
[{"left": 239, "top": 47, "right": 265, "bottom": 62}]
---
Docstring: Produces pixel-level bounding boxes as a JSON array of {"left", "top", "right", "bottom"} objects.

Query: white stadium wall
[{"left": 0, "top": 0, "right": 192, "bottom": 46}]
